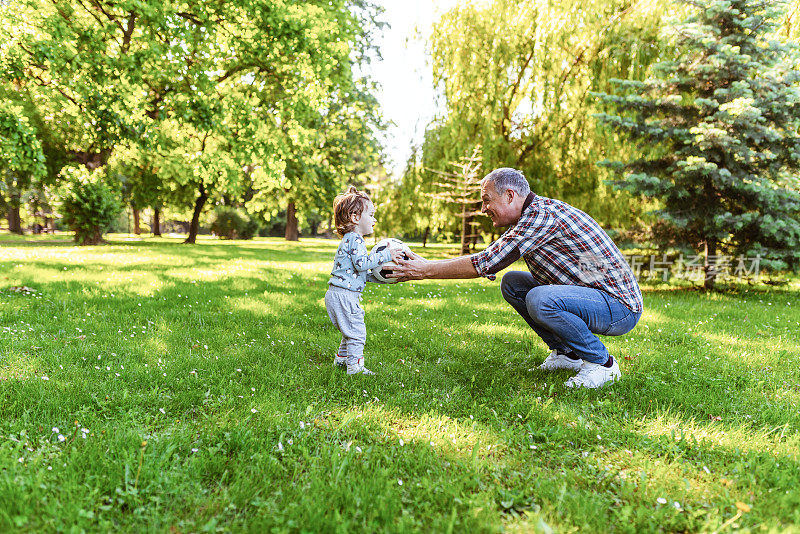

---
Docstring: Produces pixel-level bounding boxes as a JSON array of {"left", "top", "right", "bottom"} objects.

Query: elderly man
[{"left": 393, "top": 167, "right": 642, "bottom": 388}]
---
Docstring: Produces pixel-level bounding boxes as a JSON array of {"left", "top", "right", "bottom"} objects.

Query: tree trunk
[
  {"left": 285, "top": 200, "right": 299, "bottom": 241},
  {"left": 132, "top": 205, "right": 141, "bottom": 235},
  {"left": 76, "top": 227, "right": 104, "bottom": 246},
  {"left": 460, "top": 205, "right": 471, "bottom": 255},
  {"left": 185, "top": 184, "right": 209, "bottom": 244},
  {"left": 704, "top": 239, "right": 717, "bottom": 290},
  {"left": 7, "top": 192, "right": 22, "bottom": 234},
  {"left": 152, "top": 208, "right": 161, "bottom": 237},
  {"left": 422, "top": 226, "right": 430, "bottom": 248}
]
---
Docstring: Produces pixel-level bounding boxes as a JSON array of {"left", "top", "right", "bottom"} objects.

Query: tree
[
  {"left": 373, "top": 147, "right": 442, "bottom": 246},
  {"left": 426, "top": 146, "right": 483, "bottom": 254},
  {"left": 108, "top": 143, "right": 163, "bottom": 235},
  {"left": 2, "top": 0, "right": 385, "bottom": 244},
  {"left": 0, "top": 103, "right": 46, "bottom": 233},
  {"left": 245, "top": 5, "right": 387, "bottom": 242},
  {"left": 1, "top": 0, "right": 148, "bottom": 173},
  {"left": 594, "top": 0, "right": 800, "bottom": 289},
  {"left": 60, "top": 166, "right": 121, "bottom": 245},
  {"left": 421, "top": 0, "right": 668, "bottom": 232}
]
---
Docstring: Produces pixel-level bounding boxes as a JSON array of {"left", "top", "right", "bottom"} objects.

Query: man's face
[{"left": 480, "top": 180, "right": 519, "bottom": 227}]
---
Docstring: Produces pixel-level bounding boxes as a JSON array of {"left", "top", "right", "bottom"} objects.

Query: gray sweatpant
[{"left": 325, "top": 285, "right": 366, "bottom": 367}]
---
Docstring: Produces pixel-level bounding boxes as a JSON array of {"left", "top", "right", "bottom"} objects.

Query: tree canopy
[{"left": 0, "top": 0, "right": 385, "bottom": 242}]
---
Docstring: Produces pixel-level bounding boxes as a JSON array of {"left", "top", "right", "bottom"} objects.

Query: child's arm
[{"left": 348, "top": 235, "right": 392, "bottom": 272}]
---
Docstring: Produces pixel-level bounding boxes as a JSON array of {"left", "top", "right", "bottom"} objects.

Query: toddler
[{"left": 326, "top": 186, "right": 402, "bottom": 375}]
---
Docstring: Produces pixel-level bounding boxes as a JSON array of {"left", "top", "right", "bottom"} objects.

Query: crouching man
[{"left": 392, "top": 167, "right": 643, "bottom": 388}]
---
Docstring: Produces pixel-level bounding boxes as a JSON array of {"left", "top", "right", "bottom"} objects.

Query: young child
[{"left": 326, "top": 186, "right": 402, "bottom": 375}]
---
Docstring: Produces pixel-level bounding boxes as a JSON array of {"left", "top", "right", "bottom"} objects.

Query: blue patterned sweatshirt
[{"left": 328, "top": 232, "right": 391, "bottom": 292}]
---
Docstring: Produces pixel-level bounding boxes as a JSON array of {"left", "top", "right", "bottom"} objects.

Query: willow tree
[
  {"left": 373, "top": 147, "right": 445, "bottom": 246},
  {"left": 594, "top": 0, "right": 800, "bottom": 289},
  {"left": 421, "top": 0, "right": 669, "bottom": 230}
]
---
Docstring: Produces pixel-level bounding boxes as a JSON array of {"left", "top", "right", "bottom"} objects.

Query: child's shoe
[
  {"left": 347, "top": 358, "right": 374, "bottom": 375},
  {"left": 334, "top": 353, "right": 347, "bottom": 367}
]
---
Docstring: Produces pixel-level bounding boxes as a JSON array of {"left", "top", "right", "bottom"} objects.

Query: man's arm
[{"left": 392, "top": 254, "right": 478, "bottom": 281}]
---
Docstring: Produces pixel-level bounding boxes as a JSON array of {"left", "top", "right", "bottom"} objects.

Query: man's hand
[
  {"left": 388, "top": 246, "right": 406, "bottom": 263},
  {"left": 390, "top": 250, "right": 429, "bottom": 282}
]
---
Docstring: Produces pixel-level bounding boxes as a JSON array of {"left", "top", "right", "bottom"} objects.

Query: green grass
[{"left": 1, "top": 235, "right": 799, "bottom": 532}]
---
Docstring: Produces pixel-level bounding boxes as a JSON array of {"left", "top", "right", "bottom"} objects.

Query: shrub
[
  {"left": 210, "top": 206, "right": 258, "bottom": 240},
  {"left": 60, "top": 167, "right": 121, "bottom": 245}
]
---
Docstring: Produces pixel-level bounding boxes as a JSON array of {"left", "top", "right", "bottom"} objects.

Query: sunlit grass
[{"left": 1, "top": 235, "right": 799, "bottom": 531}]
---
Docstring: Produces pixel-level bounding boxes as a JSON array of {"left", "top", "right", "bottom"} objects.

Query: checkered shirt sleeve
[
  {"left": 470, "top": 194, "right": 643, "bottom": 313},
  {"left": 471, "top": 208, "right": 557, "bottom": 280}
]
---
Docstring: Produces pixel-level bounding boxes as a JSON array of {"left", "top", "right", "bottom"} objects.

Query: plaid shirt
[{"left": 471, "top": 193, "right": 643, "bottom": 313}]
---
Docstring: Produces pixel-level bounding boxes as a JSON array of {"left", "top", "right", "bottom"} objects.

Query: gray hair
[{"left": 482, "top": 168, "right": 531, "bottom": 196}]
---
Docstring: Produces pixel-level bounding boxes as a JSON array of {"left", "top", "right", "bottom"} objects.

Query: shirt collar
[{"left": 522, "top": 192, "right": 537, "bottom": 213}]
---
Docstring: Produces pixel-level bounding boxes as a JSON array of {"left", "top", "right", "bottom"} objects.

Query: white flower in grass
[
  {"left": 18, "top": 457, "right": 24, "bottom": 463},
  {"left": 673, "top": 501, "right": 681, "bottom": 510},
  {"left": 52, "top": 427, "right": 59, "bottom": 433},
  {"left": 159, "top": 408, "right": 165, "bottom": 414},
  {"left": 398, "top": 479, "right": 403, "bottom": 486},
  {"left": 657, "top": 497, "right": 667, "bottom": 505},
  {"left": 251, "top": 408, "right": 257, "bottom": 413},
  {"left": 41, "top": 376, "right": 49, "bottom": 381},
  {"left": 58, "top": 434, "right": 65, "bottom": 442}
]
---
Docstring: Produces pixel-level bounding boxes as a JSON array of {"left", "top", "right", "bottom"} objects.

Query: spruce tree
[{"left": 594, "top": 0, "right": 800, "bottom": 289}]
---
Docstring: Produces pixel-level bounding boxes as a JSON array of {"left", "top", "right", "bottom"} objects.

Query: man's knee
[
  {"left": 500, "top": 271, "right": 530, "bottom": 302},
  {"left": 526, "top": 286, "right": 557, "bottom": 323}
]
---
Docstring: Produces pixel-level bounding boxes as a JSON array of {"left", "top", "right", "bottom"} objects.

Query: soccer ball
[{"left": 371, "top": 238, "right": 412, "bottom": 283}]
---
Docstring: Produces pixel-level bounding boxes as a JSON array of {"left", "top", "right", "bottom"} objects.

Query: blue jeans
[{"left": 500, "top": 271, "right": 641, "bottom": 364}]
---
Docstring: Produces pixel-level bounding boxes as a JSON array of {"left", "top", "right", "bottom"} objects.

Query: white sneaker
[
  {"left": 564, "top": 357, "right": 621, "bottom": 389},
  {"left": 537, "top": 350, "right": 583, "bottom": 372},
  {"left": 347, "top": 358, "right": 374, "bottom": 375},
  {"left": 334, "top": 354, "right": 347, "bottom": 367}
]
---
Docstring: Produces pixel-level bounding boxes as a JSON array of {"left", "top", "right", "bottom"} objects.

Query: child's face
[{"left": 352, "top": 201, "right": 377, "bottom": 236}]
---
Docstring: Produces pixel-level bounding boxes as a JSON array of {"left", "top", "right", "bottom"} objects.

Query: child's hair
[{"left": 333, "top": 186, "right": 371, "bottom": 236}]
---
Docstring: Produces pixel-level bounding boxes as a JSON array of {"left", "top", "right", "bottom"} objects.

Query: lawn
[{"left": 1, "top": 235, "right": 799, "bottom": 532}]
